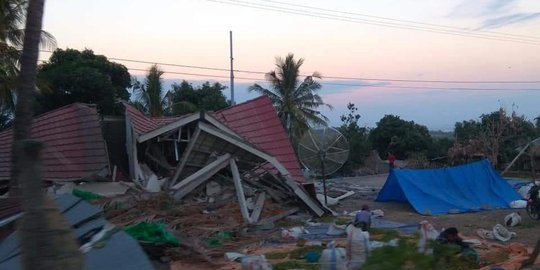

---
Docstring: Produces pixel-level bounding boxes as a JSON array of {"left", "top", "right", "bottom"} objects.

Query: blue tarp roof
[{"left": 376, "top": 160, "right": 521, "bottom": 215}]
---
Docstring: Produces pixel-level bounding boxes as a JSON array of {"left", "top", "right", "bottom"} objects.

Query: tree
[
  {"left": 135, "top": 64, "right": 165, "bottom": 117},
  {"left": 37, "top": 48, "right": 131, "bottom": 115},
  {"left": 168, "top": 80, "right": 229, "bottom": 115},
  {"left": 0, "top": 0, "right": 56, "bottom": 109},
  {"left": 12, "top": 0, "right": 82, "bottom": 269},
  {"left": 368, "top": 114, "right": 432, "bottom": 159},
  {"left": 0, "top": 103, "right": 12, "bottom": 130},
  {"left": 248, "top": 53, "right": 330, "bottom": 141},
  {"left": 535, "top": 116, "right": 540, "bottom": 136},
  {"left": 337, "top": 103, "right": 370, "bottom": 174},
  {"left": 452, "top": 108, "right": 537, "bottom": 166}
]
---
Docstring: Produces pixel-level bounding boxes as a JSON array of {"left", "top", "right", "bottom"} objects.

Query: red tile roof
[
  {"left": 0, "top": 103, "right": 109, "bottom": 181},
  {"left": 124, "top": 104, "right": 188, "bottom": 135},
  {"left": 213, "top": 96, "right": 305, "bottom": 182},
  {"left": 124, "top": 105, "right": 161, "bottom": 135}
]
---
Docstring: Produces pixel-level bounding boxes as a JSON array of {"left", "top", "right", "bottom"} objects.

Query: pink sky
[{"left": 40, "top": 0, "right": 540, "bottom": 130}]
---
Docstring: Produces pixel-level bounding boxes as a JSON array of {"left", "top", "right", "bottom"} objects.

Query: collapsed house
[
  {"left": 0, "top": 96, "right": 324, "bottom": 225},
  {"left": 119, "top": 96, "right": 324, "bottom": 220},
  {"left": 0, "top": 103, "right": 110, "bottom": 188}
]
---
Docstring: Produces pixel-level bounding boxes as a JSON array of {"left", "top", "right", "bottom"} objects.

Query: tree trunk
[{"left": 13, "top": 0, "right": 83, "bottom": 269}]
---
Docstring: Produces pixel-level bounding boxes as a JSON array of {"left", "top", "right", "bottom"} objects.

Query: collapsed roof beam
[
  {"left": 230, "top": 158, "right": 251, "bottom": 224},
  {"left": 169, "top": 127, "right": 202, "bottom": 187},
  {"left": 197, "top": 122, "right": 325, "bottom": 216},
  {"left": 136, "top": 112, "right": 241, "bottom": 143},
  {"left": 137, "top": 113, "right": 202, "bottom": 143},
  {"left": 171, "top": 153, "right": 232, "bottom": 200}
]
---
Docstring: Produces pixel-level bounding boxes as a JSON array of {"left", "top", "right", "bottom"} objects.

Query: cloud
[
  {"left": 476, "top": 12, "right": 540, "bottom": 29},
  {"left": 449, "top": 0, "right": 516, "bottom": 17}
]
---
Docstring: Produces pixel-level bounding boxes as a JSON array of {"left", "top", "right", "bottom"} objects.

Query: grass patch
[
  {"left": 288, "top": 245, "right": 325, "bottom": 259},
  {"left": 369, "top": 228, "right": 401, "bottom": 242},
  {"left": 275, "top": 219, "right": 305, "bottom": 228},
  {"left": 273, "top": 260, "right": 319, "bottom": 270},
  {"left": 363, "top": 240, "right": 478, "bottom": 270},
  {"left": 264, "top": 251, "right": 289, "bottom": 260}
]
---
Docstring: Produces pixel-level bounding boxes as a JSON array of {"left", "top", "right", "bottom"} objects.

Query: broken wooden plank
[
  {"left": 138, "top": 113, "right": 201, "bottom": 143},
  {"left": 170, "top": 127, "right": 201, "bottom": 187},
  {"left": 230, "top": 159, "right": 251, "bottom": 224},
  {"left": 284, "top": 177, "right": 325, "bottom": 217},
  {"left": 249, "top": 192, "right": 266, "bottom": 224},
  {"left": 145, "top": 151, "right": 174, "bottom": 170},
  {"left": 257, "top": 207, "right": 299, "bottom": 226},
  {"left": 172, "top": 153, "right": 231, "bottom": 200}
]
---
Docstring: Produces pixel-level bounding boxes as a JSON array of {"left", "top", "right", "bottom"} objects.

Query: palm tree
[
  {"left": 137, "top": 64, "right": 165, "bottom": 117},
  {"left": 0, "top": 0, "right": 56, "bottom": 110},
  {"left": 249, "top": 53, "right": 331, "bottom": 141},
  {"left": 13, "top": 0, "right": 82, "bottom": 268}
]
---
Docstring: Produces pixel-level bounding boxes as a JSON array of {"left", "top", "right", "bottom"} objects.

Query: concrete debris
[
  {"left": 206, "top": 181, "right": 222, "bottom": 197},
  {"left": 281, "top": 226, "right": 308, "bottom": 239},
  {"left": 316, "top": 190, "right": 355, "bottom": 206}
]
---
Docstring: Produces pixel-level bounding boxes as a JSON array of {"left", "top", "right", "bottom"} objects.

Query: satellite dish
[{"left": 298, "top": 127, "right": 349, "bottom": 205}]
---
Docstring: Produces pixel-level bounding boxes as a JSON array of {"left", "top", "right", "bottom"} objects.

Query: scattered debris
[
  {"left": 319, "top": 241, "right": 347, "bottom": 270},
  {"left": 504, "top": 212, "right": 522, "bottom": 227}
]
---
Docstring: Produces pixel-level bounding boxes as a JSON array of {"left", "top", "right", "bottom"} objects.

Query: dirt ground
[{"left": 331, "top": 174, "right": 540, "bottom": 247}]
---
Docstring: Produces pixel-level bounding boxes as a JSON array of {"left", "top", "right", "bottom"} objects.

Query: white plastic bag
[
  {"left": 345, "top": 224, "right": 369, "bottom": 269},
  {"left": 241, "top": 255, "right": 273, "bottom": 270},
  {"left": 281, "top": 226, "right": 308, "bottom": 239},
  {"left": 510, "top": 200, "right": 527, "bottom": 209},
  {"left": 504, "top": 212, "right": 521, "bottom": 227},
  {"left": 418, "top": 220, "right": 439, "bottom": 254},
  {"left": 320, "top": 241, "right": 347, "bottom": 270},
  {"left": 492, "top": 224, "right": 517, "bottom": 242}
]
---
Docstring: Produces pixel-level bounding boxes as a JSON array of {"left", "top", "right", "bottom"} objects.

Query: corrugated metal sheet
[
  {"left": 213, "top": 96, "right": 305, "bottom": 182},
  {"left": 0, "top": 198, "right": 21, "bottom": 223},
  {"left": 0, "top": 194, "right": 154, "bottom": 270},
  {"left": 0, "top": 103, "right": 109, "bottom": 181}
]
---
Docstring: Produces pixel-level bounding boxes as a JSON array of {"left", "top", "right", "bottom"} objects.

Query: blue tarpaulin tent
[{"left": 376, "top": 160, "right": 521, "bottom": 215}]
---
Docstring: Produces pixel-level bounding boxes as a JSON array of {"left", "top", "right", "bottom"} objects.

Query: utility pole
[{"left": 229, "top": 31, "right": 235, "bottom": 105}]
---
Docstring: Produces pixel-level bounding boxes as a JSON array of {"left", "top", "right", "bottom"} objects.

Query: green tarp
[{"left": 124, "top": 222, "right": 180, "bottom": 246}]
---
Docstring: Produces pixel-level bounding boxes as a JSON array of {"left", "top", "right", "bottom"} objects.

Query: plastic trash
[
  {"left": 206, "top": 231, "right": 233, "bottom": 247},
  {"left": 492, "top": 224, "right": 516, "bottom": 242},
  {"left": 124, "top": 222, "right": 180, "bottom": 246},
  {"left": 241, "top": 255, "right": 272, "bottom": 270},
  {"left": 281, "top": 226, "right": 308, "bottom": 239},
  {"left": 305, "top": 251, "right": 321, "bottom": 263},
  {"left": 510, "top": 200, "right": 527, "bottom": 209},
  {"left": 418, "top": 220, "right": 439, "bottom": 254},
  {"left": 326, "top": 224, "right": 346, "bottom": 236},
  {"left": 225, "top": 252, "right": 246, "bottom": 261},
  {"left": 518, "top": 183, "right": 534, "bottom": 199},
  {"left": 320, "top": 241, "right": 347, "bottom": 270},
  {"left": 346, "top": 224, "right": 369, "bottom": 269},
  {"left": 72, "top": 188, "right": 103, "bottom": 201},
  {"left": 371, "top": 209, "right": 384, "bottom": 218},
  {"left": 477, "top": 228, "right": 495, "bottom": 240},
  {"left": 504, "top": 212, "right": 521, "bottom": 227}
]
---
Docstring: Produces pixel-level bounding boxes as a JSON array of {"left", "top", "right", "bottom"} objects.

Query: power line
[
  {"left": 105, "top": 56, "right": 540, "bottom": 84},
  {"left": 38, "top": 50, "right": 540, "bottom": 84},
  {"left": 206, "top": 0, "right": 540, "bottom": 46},
  {"left": 223, "top": 0, "right": 540, "bottom": 44},
  {"left": 126, "top": 67, "right": 540, "bottom": 91},
  {"left": 259, "top": 0, "right": 540, "bottom": 41}
]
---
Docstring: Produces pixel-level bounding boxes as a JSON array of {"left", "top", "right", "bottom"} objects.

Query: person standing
[{"left": 388, "top": 152, "right": 396, "bottom": 169}]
